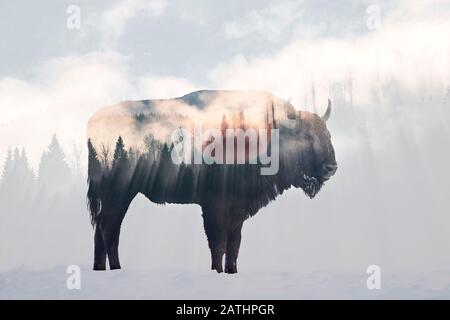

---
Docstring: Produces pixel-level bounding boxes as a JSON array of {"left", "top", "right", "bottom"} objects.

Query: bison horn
[{"left": 322, "top": 99, "right": 332, "bottom": 122}]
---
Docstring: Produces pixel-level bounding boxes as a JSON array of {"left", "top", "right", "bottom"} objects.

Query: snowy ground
[{"left": 1, "top": 266, "right": 450, "bottom": 299}]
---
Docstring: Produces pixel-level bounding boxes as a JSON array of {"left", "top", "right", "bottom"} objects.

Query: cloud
[
  {"left": 1, "top": 0, "right": 450, "bottom": 274},
  {"left": 224, "top": 0, "right": 304, "bottom": 41},
  {"left": 212, "top": 1, "right": 450, "bottom": 156},
  {"left": 214, "top": 18, "right": 450, "bottom": 112},
  {"left": 176, "top": 3, "right": 209, "bottom": 27},
  {"left": 136, "top": 76, "right": 198, "bottom": 99},
  {"left": 100, "top": 0, "right": 168, "bottom": 45},
  {"left": 0, "top": 51, "right": 196, "bottom": 168},
  {"left": 1, "top": 0, "right": 449, "bottom": 169}
]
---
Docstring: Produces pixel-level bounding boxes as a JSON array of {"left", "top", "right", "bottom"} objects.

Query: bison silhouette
[{"left": 87, "top": 90, "right": 337, "bottom": 273}]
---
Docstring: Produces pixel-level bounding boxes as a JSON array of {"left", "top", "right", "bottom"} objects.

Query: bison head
[{"left": 283, "top": 99, "right": 337, "bottom": 198}]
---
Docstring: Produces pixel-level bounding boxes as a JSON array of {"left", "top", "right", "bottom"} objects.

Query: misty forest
[
  {"left": 2, "top": 0, "right": 450, "bottom": 299},
  {"left": 1, "top": 79, "right": 450, "bottom": 276}
]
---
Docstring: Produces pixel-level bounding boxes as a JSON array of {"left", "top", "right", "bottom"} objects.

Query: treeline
[
  {"left": 0, "top": 134, "right": 85, "bottom": 206},
  {"left": 0, "top": 135, "right": 92, "bottom": 271}
]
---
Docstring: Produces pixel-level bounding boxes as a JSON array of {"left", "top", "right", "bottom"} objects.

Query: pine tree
[
  {"left": 19, "top": 148, "right": 35, "bottom": 183},
  {"left": 13, "top": 148, "right": 20, "bottom": 167},
  {"left": 1, "top": 148, "right": 13, "bottom": 182},
  {"left": 160, "top": 143, "right": 171, "bottom": 162},
  {"left": 0, "top": 148, "right": 13, "bottom": 199},
  {"left": 1, "top": 147, "right": 35, "bottom": 203},
  {"left": 87, "top": 139, "right": 102, "bottom": 179},
  {"left": 49, "top": 134, "right": 65, "bottom": 161},
  {"left": 11, "top": 148, "right": 21, "bottom": 192},
  {"left": 38, "top": 134, "right": 71, "bottom": 194},
  {"left": 112, "top": 136, "right": 128, "bottom": 167}
]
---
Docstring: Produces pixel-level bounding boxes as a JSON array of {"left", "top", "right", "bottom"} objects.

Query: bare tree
[
  {"left": 70, "top": 142, "right": 83, "bottom": 175},
  {"left": 144, "top": 134, "right": 162, "bottom": 162},
  {"left": 100, "top": 143, "right": 111, "bottom": 168}
]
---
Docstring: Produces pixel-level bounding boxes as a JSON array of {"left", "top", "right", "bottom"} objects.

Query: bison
[{"left": 87, "top": 90, "right": 337, "bottom": 273}]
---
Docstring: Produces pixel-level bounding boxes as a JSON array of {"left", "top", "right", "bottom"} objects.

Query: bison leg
[
  {"left": 93, "top": 224, "right": 107, "bottom": 270},
  {"left": 202, "top": 211, "right": 227, "bottom": 273},
  {"left": 94, "top": 202, "right": 130, "bottom": 271},
  {"left": 208, "top": 233, "right": 227, "bottom": 273},
  {"left": 225, "top": 221, "right": 243, "bottom": 274},
  {"left": 103, "top": 222, "right": 122, "bottom": 270}
]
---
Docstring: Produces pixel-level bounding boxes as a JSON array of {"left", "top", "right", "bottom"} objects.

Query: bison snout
[{"left": 322, "top": 162, "right": 337, "bottom": 179}]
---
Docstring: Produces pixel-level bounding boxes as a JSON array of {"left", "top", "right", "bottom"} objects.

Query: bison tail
[{"left": 87, "top": 139, "right": 103, "bottom": 227}]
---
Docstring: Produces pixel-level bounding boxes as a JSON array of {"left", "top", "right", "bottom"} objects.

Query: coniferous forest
[{"left": 0, "top": 134, "right": 90, "bottom": 270}]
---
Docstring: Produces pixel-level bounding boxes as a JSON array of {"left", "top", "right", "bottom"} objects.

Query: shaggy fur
[{"left": 87, "top": 90, "right": 337, "bottom": 273}]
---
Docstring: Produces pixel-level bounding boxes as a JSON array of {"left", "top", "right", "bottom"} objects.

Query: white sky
[
  {"left": 1, "top": 0, "right": 450, "bottom": 274},
  {"left": 0, "top": 0, "right": 449, "bottom": 168}
]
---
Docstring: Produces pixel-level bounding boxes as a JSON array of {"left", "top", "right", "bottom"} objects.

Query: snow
[{"left": 1, "top": 266, "right": 450, "bottom": 299}]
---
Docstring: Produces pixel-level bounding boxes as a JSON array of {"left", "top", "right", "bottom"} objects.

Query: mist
[{"left": 1, "top": 0, "right": 450, "bottom": 280}]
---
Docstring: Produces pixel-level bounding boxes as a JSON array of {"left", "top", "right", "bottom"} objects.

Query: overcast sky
[
  {"left": 0, "top": 0, "right": 448, "bottom": 167},
  {"left": 1, "top": 0, "right": 450, "bottom": 274}
]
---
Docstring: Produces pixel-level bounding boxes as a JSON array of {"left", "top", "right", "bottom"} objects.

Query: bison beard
[
  {"left": 302, "top": 174, "right": 322, "bottom": 199},
  {"left": 86, "top": 90, "right": 337, "bottom": 273}
]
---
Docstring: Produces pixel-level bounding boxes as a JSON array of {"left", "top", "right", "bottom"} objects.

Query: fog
[
  {"left": 1, "top": 91, "right": 449, "bottom": 274},
  {"left": 1, "top": 0, "right": 450, "bottom": 276}
]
